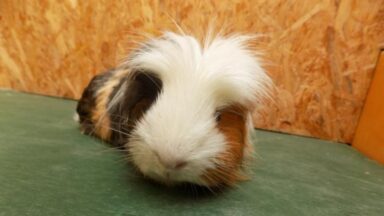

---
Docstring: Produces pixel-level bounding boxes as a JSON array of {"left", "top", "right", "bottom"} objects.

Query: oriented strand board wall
[{"left": 0, "top": 0, "right": 383, "bottom": 143}]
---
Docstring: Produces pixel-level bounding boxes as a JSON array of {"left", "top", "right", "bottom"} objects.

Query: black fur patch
[{"left": 107, "top": 72, "right": 162, "bottom": 147}]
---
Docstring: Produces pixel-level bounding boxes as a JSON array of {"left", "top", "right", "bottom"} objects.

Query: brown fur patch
[
  {"left": 203, "top": 105, "right": 249, "bottom": 187},
  {"left": 130, "top": 98, "right": 152, "bottom": 121}
]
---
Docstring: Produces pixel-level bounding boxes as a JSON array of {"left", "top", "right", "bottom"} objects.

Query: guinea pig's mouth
[
  {"left": 141, "top": 166, "right": 207, "bottom": 187},
  {"left": 156, "top": 171, "right": 185, "bottom": 184},
  {"left": 143, "top": 171, "right": 182, "bottom": 186}
]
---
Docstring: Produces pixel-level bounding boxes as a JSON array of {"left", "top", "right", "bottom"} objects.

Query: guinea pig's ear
[{"left": 108, "top": 70, "right": 162, "bottom": 147}]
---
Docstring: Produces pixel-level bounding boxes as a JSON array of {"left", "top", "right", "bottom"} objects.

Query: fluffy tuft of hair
[{"left": 127, "top": 32, "right": 271, "bottom": 108}]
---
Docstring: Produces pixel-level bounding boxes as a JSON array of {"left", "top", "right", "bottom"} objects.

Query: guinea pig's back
[
  {"left": 76, "top": 67, "right": 162, "bottom": 147},
  {"left": 76, "top": 68, "right": 129, "bottom": 143}
]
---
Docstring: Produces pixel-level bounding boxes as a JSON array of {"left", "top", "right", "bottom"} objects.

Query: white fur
[
  {"left": 73, "top": 113, "right": 80, "bottom": 122},
  {"left": 124, "top": 32, "right": 271, "bottom": 185}
]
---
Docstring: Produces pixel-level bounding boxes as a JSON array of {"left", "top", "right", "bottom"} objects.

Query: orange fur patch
[
  {"left": 92, "top": 69, "right": 130, "bottom": 140},
  {"left": 203, "top": 105, "right": 249, "bottom": 187}
]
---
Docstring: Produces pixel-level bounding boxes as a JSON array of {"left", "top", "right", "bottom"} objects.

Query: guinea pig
[{"left": 76, "top": 32, "right": 272, "bottom": 187}]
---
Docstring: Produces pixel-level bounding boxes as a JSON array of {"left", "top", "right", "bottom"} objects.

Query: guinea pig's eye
[{"left": 215, "top": 111, "right": 222, "bottom": 122}]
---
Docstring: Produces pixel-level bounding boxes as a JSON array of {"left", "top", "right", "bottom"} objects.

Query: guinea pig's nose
[
  {"left": 164, "top": 160, "right": 187, "bottom": 170},
  {"left": 173, "top": 161, "right": 187, "bottom": 169},
  {"left": 156, "top": 154, "right": 187, "bottom": 170}
]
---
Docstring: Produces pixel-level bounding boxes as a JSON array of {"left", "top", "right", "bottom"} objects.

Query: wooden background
[{"left": 0, "top": 0, "right": 383, "bottom": 143}]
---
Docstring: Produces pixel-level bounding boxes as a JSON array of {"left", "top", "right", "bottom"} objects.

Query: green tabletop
[{"left": 0, "top": 90, "right": 383, "bottom": 216}]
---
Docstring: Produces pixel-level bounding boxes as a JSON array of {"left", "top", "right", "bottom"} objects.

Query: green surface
[{"left": 0, "top": 90, "right": 383, "bottom": 216}]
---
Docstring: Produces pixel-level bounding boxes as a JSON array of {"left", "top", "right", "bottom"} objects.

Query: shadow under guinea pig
[{"left": 123, "top": 169, "right": 230, "bottom": 200}]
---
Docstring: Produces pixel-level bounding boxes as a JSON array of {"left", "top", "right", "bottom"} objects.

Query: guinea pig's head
[{"left": 123, "top": 32, "right": 271, "bottom": 187}]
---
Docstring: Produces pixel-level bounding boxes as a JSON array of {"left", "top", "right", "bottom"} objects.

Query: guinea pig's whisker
[
  {"left": 107, "top": 127, "right": 131, "bottom": 136},
  {"left": 122, "top": 29, "right": 152, "bottom": 38},
  {"left": 205, "top": 185, "right": 218, "bottom": 195},
  {"left": 124, "top": 152, "right": 147, "bottom": 159},
  {"left": 189, "top": 184, "right": 198, "bottom": 197},
  {"left": 96, "top": 147, "right": 127, "bottom": 154},
  {"left": 114, "top": 156, "right": 132, "bottom": 164},
  {"left": 88, "top": 121, "right": 131, "bottom": 136},
  {"left": 125, "top": 40, "right": 150, "bottom": 47}
]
